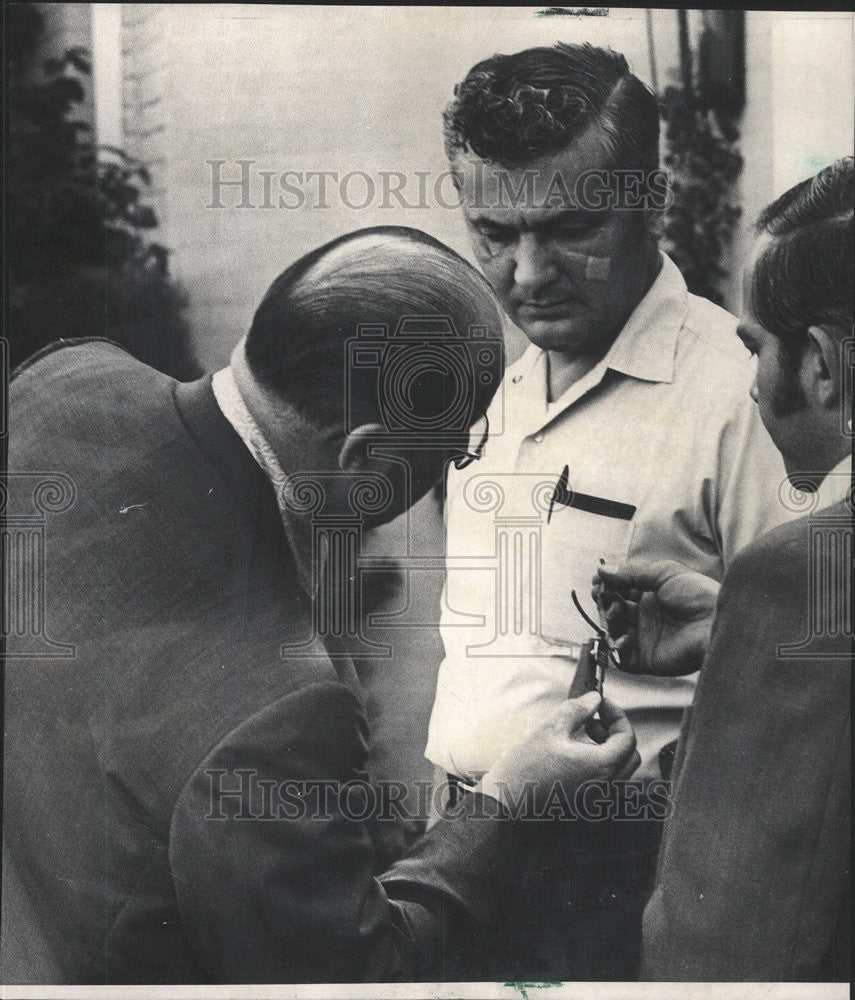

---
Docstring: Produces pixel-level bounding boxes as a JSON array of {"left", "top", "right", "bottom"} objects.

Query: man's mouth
[{"left": 518, "top": 298, "right": 580, "bottom": 315}]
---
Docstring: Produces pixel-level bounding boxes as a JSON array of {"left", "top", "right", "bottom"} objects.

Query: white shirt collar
[
  {"left": 212, "top": 367, "right": 289, "bottom": 494},
  {"left": 815, "top": 452, "right": 853, "bottom": 511},
  {"left": 515, "top": 250, "right": 687, "bottom": 387},
  {"left": 602, "top": 252, "right": 687, "bottom": 385},
  {"left": 212, "top": 366, "right": 316, "bottom": 592},
  {"left": 508, "top": 252, "right": 687, "bottom": 430}
]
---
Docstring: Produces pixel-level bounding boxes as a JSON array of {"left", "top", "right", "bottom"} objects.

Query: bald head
[{"left": 245, "top": 226, "right": 504, "bottom": 433}]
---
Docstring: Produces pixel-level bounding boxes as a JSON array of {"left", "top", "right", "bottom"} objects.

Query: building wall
[
  {"left": 102, "top": 7, "right": 853, "bottom": 366},
  {"left": 728, "top": 10, "right": 854, "bottom": 312},
  {"left": 114, "top": 5, "right": 676, "bottom": 368}
]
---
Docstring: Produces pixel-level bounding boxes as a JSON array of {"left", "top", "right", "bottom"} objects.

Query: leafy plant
[
  {"left": 7, "top": 4, "right": 199, "bottom": 379},
  {"left": 660, "top": 12, "right": 743, "bottom": 307}
]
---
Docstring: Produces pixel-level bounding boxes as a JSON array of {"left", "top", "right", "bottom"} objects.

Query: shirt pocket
[{"left": 538, "top": 496, "right": 636, "bottom": 646}]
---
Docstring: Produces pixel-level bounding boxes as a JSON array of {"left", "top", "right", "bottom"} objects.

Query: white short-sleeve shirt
[{"left": 426, "top": 253, "right": 793, "bottom": 781}]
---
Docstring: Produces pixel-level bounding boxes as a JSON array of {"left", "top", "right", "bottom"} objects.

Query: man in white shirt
[{"left": 426, "top": 41, "right": 791, "bottom": 978}]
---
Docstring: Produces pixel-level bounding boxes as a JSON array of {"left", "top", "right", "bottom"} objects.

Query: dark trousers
[
  {"left": 445, "top": 773, "right": 667, "bottom": 982},
  {"left": 446, "top": 772, "right": 672, "bottom": 982},
  {"left": 489, "top": 812, "right": 663, "bottom": 980}
]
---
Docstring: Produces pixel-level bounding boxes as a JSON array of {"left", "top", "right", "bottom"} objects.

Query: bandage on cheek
[
  {"left": 584, "top": 255, "right": 611, "bottom": 282},
  {"left": 559, "top": 250, "right": 612, "bottom": 283}
]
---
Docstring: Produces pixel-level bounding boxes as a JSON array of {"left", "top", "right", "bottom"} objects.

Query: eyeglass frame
[{"left": 450, "top": 413, "right": 490, "bottom": 470}]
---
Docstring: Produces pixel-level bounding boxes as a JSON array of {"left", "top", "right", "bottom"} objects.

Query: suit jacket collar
[
  {"left": 172, "top": 374, "right": 366, "bottom": 699},
  {"left": 172, "top": 374, "right": 284, "bottom": 548}
]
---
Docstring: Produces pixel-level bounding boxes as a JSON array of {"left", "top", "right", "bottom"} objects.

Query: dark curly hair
[{"left": 444, "top": 42, "right": 660, "bottom": 179}]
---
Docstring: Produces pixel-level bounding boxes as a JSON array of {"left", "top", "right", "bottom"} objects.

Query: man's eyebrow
[
  {"left": 467, "top": 214, "right": 515, "bottom": 229},
  {"left": 531, "top": 208, "right": 602, "bottom": 229}
]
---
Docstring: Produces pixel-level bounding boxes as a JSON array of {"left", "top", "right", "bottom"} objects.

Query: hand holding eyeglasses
[
  {"left": 476, "top": 691, "right": 640, "bottom": 813},
  {"left": 592, "top": 559, "right": 721, "bottom": 676},
  {"left": 450, "top": 413, "right": 490, "bottom": 470}
]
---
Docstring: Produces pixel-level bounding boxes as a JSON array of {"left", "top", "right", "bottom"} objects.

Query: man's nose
[{"left": 513, "top": 234, "right": 559, "bottom": 294}]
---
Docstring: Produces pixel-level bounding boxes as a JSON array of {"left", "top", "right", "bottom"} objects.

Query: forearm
[{"left": 169, "top": 683, "right": 519, "bottom": 982}]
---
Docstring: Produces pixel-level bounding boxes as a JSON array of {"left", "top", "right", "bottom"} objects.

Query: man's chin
[
  {"left": 783, "top": 465, "right": 822, "bottom": 494},
  {"left": 512, "top": 316, "right": 594, "bottom": 353}
]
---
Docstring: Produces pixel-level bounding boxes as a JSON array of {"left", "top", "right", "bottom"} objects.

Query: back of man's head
[
  {"left": 752, "top": 156, "right": 854, "bottom": 358},
  {"left": 443, "top": 41, "right": 659, "bottom": 178},
  {"left": 245, "top": 227, "right": 503, "bottom": 435}
]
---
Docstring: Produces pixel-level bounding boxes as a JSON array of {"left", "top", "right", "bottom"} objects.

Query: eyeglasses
[{"left": 451, "top": 414, "right": 490, "bottom": 470}]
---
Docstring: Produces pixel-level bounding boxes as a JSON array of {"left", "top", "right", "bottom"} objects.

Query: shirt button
[
  {"left": 533, "top": 433, "right": 544, "bottom": 443},
  {"left": 512, "top": 375, "right": 523, "bottom": 384}
]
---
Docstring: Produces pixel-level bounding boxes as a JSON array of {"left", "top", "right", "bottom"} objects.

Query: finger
[
  {"left": 607, "top": 596, "right": 638, "bottom": 620},
  {"left": 592, "top": 585, "right": 611, "bottom": 613},
  {"left": 613, "top": 749, "right": 642, "bottom": 781},
  {"left": 594, "top": 571, "right": 636, "bottom": 603},
  {"left": 596, "top": 698, "right": 638, "bottom": 760},
  {"left": 603, "top": 598, "right": 624, "bottom": 624},
  {"left": 594, "top": 729, "right": 637, "bottom": 770},
  {"left": 562, "top": 690, "right": 602, "bottom": 731},
  {"left": 604, "top": 599, "right": 635, "bottom": 636},
  {"left": 598, "top": 559, "right": 688, "bottom": 595},
  {"left": 591, "top": 577, "right": 619, "bottom": 612},
  {"left": 584, "top": 715, "right": 608, "bottom": 745},
  {"left": 595, "top": 563, "right": 641, "bottom": 593},
  {"left": 597, "top": 696, "right": 633, "bottom": 735},
  {"left": 614, "top": 630, "right": 641, "bottom": 673}
]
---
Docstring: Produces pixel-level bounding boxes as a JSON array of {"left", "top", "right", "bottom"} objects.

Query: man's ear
[
  {"left": 804, "top": 325, "right": 842, "bottom": 411},
  {"left": 338, "top": 423, "right": 387, "bottom": 472}
]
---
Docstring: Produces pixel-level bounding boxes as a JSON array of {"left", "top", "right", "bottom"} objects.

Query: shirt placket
[{"left": 512, "top": 352, "right": 610, "bottom": 470}]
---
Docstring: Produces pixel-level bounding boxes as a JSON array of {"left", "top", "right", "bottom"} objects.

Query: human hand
[
  {"left": 476, "top": 692, "right": 639, "bottom": 813},
  {"left": 593, "top": 559, "right": 720, "bottom": 676},
  {"left": 567, "top": 640, "right": 608, "bottom": 743}
]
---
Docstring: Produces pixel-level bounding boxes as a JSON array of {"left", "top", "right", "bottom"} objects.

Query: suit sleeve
[
  {"left": 169, "top": 679, "right": 520, "bottom": 982},
  {"left": 642, "top": 525, "right": 851, "bottom": 981}
]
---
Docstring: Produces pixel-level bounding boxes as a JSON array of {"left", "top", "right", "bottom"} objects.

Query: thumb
[{"left": 562, "top": 690, "right": 602, "bottom": 732}]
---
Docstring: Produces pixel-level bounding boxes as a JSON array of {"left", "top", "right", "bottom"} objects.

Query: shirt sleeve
[
  {"left": 709, "top": 383, "right": 792, "bottom": 566},
  {"left": 169, "top": 679, "right": 520, "bottom": 982}
]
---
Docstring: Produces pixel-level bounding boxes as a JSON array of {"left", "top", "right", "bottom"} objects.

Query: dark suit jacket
[
  {"left": 1, "top": 341, "right": 520, "bottom": 984},
  {"left": 642, "top": 502, "right": 852, "bottom": 981}
]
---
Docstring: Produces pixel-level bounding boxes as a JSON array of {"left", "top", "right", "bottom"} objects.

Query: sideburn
[{"left": 770, "top": 336, "right": 809, "bottom": 418}]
